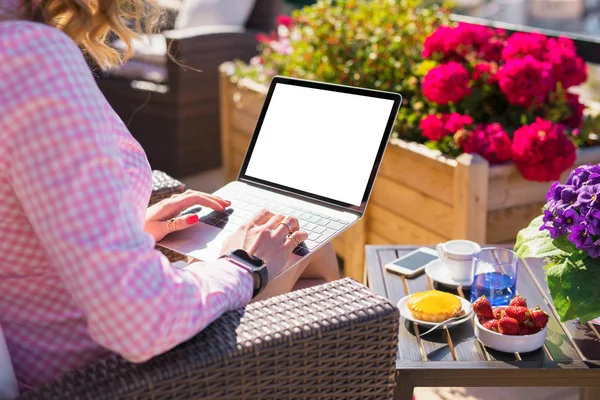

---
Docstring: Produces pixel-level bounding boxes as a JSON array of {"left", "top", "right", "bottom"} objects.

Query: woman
[{"left": 0, "top": 0, "right": 339, "bottom": 390}]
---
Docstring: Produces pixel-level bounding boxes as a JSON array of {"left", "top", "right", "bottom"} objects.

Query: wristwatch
[{"left": 220, "top": 249, "right": 268, "bottom": 298}]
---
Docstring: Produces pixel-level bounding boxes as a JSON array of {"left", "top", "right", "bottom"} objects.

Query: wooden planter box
[{"left": 219, "top": 64, "right": 600, "bottom": 282}]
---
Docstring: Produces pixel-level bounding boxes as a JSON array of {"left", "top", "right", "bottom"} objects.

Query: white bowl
[{"left": 474, "top": 307, "right": 547, "bottom": 353}]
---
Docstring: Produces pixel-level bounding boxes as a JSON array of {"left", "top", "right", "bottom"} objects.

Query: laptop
[{"left": 158, "top": 76, "right": 401, "bottom": 273}]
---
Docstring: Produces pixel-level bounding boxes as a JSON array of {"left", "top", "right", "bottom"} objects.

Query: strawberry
[
  {"left": 493, "top": 308, "right": 505, "bottom": 320},
  {"left": 498, "top": 316, "right": 520, "bottom": 335},
  {"left": 482, "top": 319, "right": 500, "bottom": 333},
  {"left": 504, "top": 306, "right": 531, "bottom": 326},
  {"left": 519, "top": 325, "right": 535, "bottom": 335},
  {"left": 529, "top": 307, "right": 549, "bottom": 329},
  {"left": 479, "top": 317, "right": 495, "bottom": 325},
  {"left": 519, "top": 325, "right": 542, "bottom": 335},
  {"left": 509, "top": 295, "right": 528, "bottom": 308},
  {"left": 473, "top": 296, "right": 494, "bottom": 319}
]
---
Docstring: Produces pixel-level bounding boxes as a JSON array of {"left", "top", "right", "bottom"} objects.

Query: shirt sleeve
[{"left": 4, "top": 23, "right": 252, "bottom": 363}]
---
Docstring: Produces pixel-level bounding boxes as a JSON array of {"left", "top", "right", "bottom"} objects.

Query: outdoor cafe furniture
[{"left": 366, "top": 244, "right": 600, "bottom": 400}]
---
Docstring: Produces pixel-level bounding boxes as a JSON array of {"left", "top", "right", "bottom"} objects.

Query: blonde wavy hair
[{"left": 19, "top": 0, "right": 163, "bottom": 69}]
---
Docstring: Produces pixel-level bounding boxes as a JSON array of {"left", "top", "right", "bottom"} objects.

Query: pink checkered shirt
[{"left": 0, "top": 20, "right": 253, "bottom": 390}]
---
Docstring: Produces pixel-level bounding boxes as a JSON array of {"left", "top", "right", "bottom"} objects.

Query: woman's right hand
[{"left": 220, "top": 209, "right": 308, "bottom": 279}]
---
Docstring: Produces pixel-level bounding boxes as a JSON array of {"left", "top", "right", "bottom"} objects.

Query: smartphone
[{"left": 384, "top": 247, "right": 438, "bottom": 278}]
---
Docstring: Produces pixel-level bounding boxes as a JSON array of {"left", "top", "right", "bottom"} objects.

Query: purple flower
[
  {"left": 560, "top": 186, "right": 577, "bottom": 205},
  {"left": 541, "top": 209, "right": 561, "bottom": 238},
  {"left": 546, "top": 181, "right": 564, "bottom": 202},
  {"left": 589, "top": 173, "right": 600, "bottom": 186},
  {"left": 568, "top": 220, "right": 592, "bottom": 249},
  {"left": 588, "top": 209, "right": 600, "bottom": 236},
  {"left": 573, "top": 185, "right": 600, "bottom": 212},
  {"left": 554, "top": 209, "right": 579, "bottom": 234},
  {"left": 586, "top": 240, "right": 600, "bottom": 258},
  {"left": 566, "top": 166, "right": 591, "bottom": 188}
]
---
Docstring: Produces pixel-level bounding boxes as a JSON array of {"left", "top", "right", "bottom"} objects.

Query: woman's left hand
[{"left": 145, "top": 190, "right": 231, "bottom": 242}]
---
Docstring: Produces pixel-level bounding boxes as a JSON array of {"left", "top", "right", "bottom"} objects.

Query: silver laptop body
[{"left": 158, "top": 76, "right": 401, "bottom": 273}]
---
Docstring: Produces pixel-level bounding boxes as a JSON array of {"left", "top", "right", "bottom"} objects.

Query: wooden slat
[
  {"left": 403, "top": 271, "right": 455, "bottom": 362},
  {"left": 367, "top": 204, "right": 449, "bottom": 245},
  {"left": 378, "top": 140, "right": 455, "bottom": 206},
  {"left": 370, "top": 176, "right": 454, "bottom": 238},
  {"left": 230, "top": 130, "right": 252, "bottom": 155},
  {"left": 366, "top": 232, "right": 395, "bottom": 245},
  {"left": 219, "top": 70, "right": 233, "bottom": 185},
  {"left": 453, "top": 153, "right": 488, "bottom": 243},
  {"left": 525, "top": 258, "right": 600, "bottom": 361},
  {"left": 517, "top": 259, "right": 582, "bottom": 361},
  {"left": 365, "top": 246, "right": 388, "bottom": 299},
  {"left": 228, "top": 85, "right": 266, "bottom": 119},
  {"left": 376, "top": 248, "right": 425, "bottom": 362},
  {"left": 449, "top": 287, "right": 488, "bottom": 362},
  {"left": 486, "top": 203, "right": 545, "bottom": 243},
  {"left": 231, "top": 109, "right": 258, "bottom": 136}
]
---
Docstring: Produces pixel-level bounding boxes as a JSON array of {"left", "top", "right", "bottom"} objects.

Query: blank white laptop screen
[{"left": 244, "top": 83, "right": 396, "bottom": 206}]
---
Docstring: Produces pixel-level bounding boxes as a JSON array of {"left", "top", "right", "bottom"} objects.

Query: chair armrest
[
  {"left": 149, "top": 170, "right": 185, "bottom": 206},
  {"left": 20, "top": 278, "right": 399, "bottom": 399}
]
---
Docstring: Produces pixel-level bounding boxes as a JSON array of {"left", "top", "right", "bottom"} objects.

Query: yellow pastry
[{"left": 407, "top": 290, "right": 462, "bottom": 322}]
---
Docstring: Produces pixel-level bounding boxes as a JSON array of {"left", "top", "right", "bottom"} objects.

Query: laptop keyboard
[{"left": 195, "top": 194, "right": 348, "bottom": 256}]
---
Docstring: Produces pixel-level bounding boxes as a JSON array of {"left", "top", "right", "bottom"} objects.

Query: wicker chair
[
  {"left": 19, "top": 278, "right": 399, "bottom": 399},
  {"left": 96, "top": 0, "right": 283, "bottom": 178}
]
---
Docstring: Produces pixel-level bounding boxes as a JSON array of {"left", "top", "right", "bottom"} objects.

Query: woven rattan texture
[
  {"left": 149, "top": 170, "right": 187, "bottom": 262},
  {"left": 21, "top": 278, "right": 399, "bottom": 399},
  {"left": 149, "top": 170, "right": 185, "bottom": 206}
]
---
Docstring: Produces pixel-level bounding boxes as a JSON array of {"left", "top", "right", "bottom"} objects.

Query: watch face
[{"left": 232, "top": 249, "right": 264, "bottom": 268}]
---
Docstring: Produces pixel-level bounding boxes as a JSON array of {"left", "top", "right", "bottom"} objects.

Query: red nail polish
[{"left": 186, "top": 214, "right": 199, "bottom": 224}]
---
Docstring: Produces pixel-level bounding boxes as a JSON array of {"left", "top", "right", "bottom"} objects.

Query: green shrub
[{"left": 232, "top": 0, "right": 450, "bottom": 142}]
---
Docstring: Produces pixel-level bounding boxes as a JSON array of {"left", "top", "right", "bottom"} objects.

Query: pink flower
[
  {"left": 276, "top": 15, "right": 293, "bottom": 27},
  {"left": 420, "top": 115, "right": 446, "bottom": 141},
  {"left": 545, "top": 37, "right": 588, "bottom": 89},
  {"left": 563, "top": 93, "right": 586, "bottom": 129},
  {"left": 502, "top": 32, "right": 548, "bottom": 61},
  {"left": 420, "top": 113, "right": 473, "bottom": 141},
  {"left": 460, "top": 123, "right": 512, "bottom": 163},
  {"left": 445, "top": 113, "right": 473, "bottom": 133},
  {"left": 422, "top": 62, "right": 472, "bottom": 105},
  {"left": 256, "top": 33, "right": 271, "bottom": 44},
  {"left": 479, "top": 37, "right": 504, "bottom": 62},
  {"left": 473, "top": 62, "right": 497, "bottom": 84},
  {"left": 511, "top": 118, "right": 576, "bottom": 181},
  {"left": 423, "top": 23, "right": 497, "bottom": 61},
  {"left": 423, "top": 26, "right": 451, "bottom": 59},
  {"left": 497, "top": 56, "right": 554, "bottom": 108}
]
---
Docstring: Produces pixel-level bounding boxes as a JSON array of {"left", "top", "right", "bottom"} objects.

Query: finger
[
  {"left": 247, "top": 209, "right": 274, "bottom": 226},
  {"left": 263, "top": 213, "right": 286, "bottom": 230},
  {"left": 272, "top": 216, "right": 300, "bottom": 241},
  {"left": 165, "top": 213, "right": 199, "bottom": 235},
  {"left": 182, "top": 190, "right": 232, "bottom": 208},
  {"left": 284, "top": 230, "right": 309, "bottom": 251},
  {"left": 163, "top": 193, "right": 227, "bottom": 218}
]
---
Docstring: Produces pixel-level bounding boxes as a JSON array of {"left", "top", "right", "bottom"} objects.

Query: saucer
[
  {"left": 397, "top": 294, "right": 473, "bottom": 329},
  {"left": 425, "top": 259, "right": 472, "bottom": 288}
]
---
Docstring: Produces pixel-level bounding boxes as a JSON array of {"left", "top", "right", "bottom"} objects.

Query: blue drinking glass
[{"left": 470, "top": 247, "right": 519, "bottom": 307}]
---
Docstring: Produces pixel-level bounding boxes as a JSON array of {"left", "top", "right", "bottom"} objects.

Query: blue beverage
[{"left": 470, "top": 272, "right": 516, "bottom": 306}]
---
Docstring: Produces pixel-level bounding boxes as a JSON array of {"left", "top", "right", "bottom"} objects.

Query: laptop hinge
[{"left": 238, "top": 178, "right": 364, "bottom": 218}]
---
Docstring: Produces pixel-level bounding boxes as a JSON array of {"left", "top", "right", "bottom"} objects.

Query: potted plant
[
  {"left": 515, "top": 164, "right": 600, "bottom": 323},
  {"left": 219, "top": 0, "right": 600, "bottom": 281}
]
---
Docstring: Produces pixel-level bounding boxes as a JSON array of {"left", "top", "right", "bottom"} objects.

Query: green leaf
[
  {"left": 514, "top": 215, "right": 568, "bottom": 259},
  {"left": 546, "top": 257, "right": 600, "bottom": 323},
  {"left": 552, "top": 234, "right": 578, "bottom": 254}
]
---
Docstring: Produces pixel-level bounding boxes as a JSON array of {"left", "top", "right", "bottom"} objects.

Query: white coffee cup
[{"left": 436, "top": 240, "right": 481, "bottom": 281}]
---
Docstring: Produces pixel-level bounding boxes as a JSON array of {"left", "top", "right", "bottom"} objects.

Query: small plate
[
  {"left": 397, "top": 294, "right": 473, "bottom": 329},
  {"left": 425, "top": 259, "right": 472, "bottom": 288}
]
